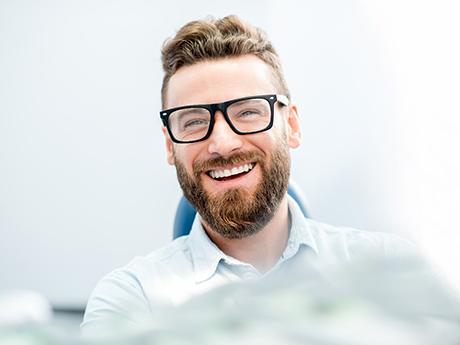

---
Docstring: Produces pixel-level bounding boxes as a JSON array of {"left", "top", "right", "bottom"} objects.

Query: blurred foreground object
[
  {"left": 2, "top": 255, "right": 460, "bottom": 344},
  {"left": 0, "top": 290, "right": 52, "bottom": 327},
  {"left": 148, "top": 255, "right": 460, "bottom": 345}
]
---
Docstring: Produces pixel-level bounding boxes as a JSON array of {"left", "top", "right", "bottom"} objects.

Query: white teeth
[{"left": 209, "top": 163, "right": 255, "bottom": 180}]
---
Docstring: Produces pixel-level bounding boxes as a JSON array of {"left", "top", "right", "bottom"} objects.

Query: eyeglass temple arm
[{"left": 277, "top": 94, "right": 290, "bottom": 106}]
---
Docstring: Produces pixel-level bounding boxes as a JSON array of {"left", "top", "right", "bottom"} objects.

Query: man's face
[{"left": 163, "top": 55, "right": 301, "bottom": 239}]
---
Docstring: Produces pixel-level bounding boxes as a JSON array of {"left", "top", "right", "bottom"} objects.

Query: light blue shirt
[{"left": 81, "top": 196, "right": 413, "bottom": 334}]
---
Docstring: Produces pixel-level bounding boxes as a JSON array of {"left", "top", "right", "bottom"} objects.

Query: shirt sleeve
[{"left": 80, "top": 268, "right": 153, "bottom": 336}]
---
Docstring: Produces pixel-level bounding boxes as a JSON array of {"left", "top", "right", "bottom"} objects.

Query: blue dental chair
[{"left": 173, "top": 180, "right": 310, "bottom": 239}]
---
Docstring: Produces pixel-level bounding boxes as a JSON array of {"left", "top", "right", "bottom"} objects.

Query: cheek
[
  {"left": 264, "top": 126, "right": 287, "bottom": 151},
  {"left": 174, "top": 146, "right": 200, "bottom": 175}
]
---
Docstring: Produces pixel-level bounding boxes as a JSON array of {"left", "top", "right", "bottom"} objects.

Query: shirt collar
[
  {"left": 188, "top": 194, "right": 319, "bottom": 283},
  {"left": 284, "top": 194, "right": 319, "bottom": 258},
  {"left": 188, "top": 215, "right": 228, "bottom": 283}
]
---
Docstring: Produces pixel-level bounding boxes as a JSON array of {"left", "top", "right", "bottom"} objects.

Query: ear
[
  {"left": 162, "top": 127, "right": 175, "bottom": 165},
  {"left": 285, "top": 104, "right": 301, "bottom": 148}
]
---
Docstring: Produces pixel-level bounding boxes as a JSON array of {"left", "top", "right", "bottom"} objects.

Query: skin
[{"left": 162, "top": 55, "right": 302, "bottom": 273}]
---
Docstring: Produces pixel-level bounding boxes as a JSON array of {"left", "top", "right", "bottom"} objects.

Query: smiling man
[
  {"left": 81, "top": 15, "right": 413, "bottom": 334},
  {"left": 163, "top": 54, "right": 299, "bottom": 273}
]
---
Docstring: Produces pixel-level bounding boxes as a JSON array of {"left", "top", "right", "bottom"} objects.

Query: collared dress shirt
[{"left": 81, "top": 196, "right": 413, "bottom": 334}]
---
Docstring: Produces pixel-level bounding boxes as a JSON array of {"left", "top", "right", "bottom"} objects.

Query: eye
[
  {"left": 236, "top": 108, "right": 262, "bottom": 118},
  {"left": 183, "top": 118, "right": 209, "bottom": 129}
]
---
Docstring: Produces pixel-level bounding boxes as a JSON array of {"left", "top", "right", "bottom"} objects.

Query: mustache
[{"left": 192, "top": 151, "right": 265, "bottom": 176}]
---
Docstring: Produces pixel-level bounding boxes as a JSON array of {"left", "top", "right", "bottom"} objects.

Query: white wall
[
  {"left": 1, "top": 0, "right": 459, "bottom": 307},
  {"left": 361, "top": 0, "right": 460, "bottom": 292}
]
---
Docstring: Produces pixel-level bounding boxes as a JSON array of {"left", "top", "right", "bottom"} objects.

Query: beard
[{"left": 174, "top": 138, "right": 290, "bottom": 240}]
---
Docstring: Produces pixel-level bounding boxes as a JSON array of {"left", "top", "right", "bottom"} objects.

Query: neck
[{"left": 203, "top": 194, "right": 290, "bottom": 274}]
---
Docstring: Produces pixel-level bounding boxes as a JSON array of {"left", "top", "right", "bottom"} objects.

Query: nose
[{"left": 207, "top": 111, "right": 243, "bottom": 156}]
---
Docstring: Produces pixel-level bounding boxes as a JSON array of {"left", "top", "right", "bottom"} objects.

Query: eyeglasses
[{"left": 160, "top": 94, "right": 289, "bottom": 144}]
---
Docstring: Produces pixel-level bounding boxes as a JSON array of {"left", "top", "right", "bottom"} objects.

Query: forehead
[{"left": 165, "top": 55, "right": 278, "bottom": 109}]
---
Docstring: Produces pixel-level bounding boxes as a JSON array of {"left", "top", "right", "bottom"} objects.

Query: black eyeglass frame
[{"left": 160, "top": 94, "right": 289, "bottom": 144}]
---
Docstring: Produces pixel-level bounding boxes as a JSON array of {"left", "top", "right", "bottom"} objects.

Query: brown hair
[{"left": 160, "top": 15, "right": 290, "bottom": 108}]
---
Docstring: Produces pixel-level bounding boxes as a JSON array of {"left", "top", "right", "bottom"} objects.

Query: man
[{"left": 81, "top": 15, "right": 413, "bottom": 334}]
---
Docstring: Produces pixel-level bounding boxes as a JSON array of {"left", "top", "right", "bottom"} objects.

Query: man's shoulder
[
  {"left": 81, "top": 236, "right": 195, "bottom": 334},
  {"left": 303, "top": 218, "right": 416, "bottom": 259},
  {"left": 87, "top": 235, "right": 195, "bottom": 306},
  {"left": 115, "top": 235, "right": 193, "bottom": 277}
]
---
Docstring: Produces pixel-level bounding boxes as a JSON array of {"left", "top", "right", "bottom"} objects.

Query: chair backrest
[{"left": 173, "top": 180, "right": 309, "bottom": 239}]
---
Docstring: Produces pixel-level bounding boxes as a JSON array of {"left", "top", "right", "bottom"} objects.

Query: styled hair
[{"left": 160, "top": 15, "right": 290, "bottom": 108}]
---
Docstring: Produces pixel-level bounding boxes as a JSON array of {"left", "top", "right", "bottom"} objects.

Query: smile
[{"left": 208, "top": 163, "right": 255, "bottom": 180}]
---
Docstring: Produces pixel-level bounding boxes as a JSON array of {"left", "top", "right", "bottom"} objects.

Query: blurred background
[{"left": 1, "top": 0, "right": 459, "bottom": 325}]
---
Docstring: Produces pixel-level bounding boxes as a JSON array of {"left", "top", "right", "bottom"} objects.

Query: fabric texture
[{"left": 81, "top": 195, "right": 414, "bottom": 334}]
